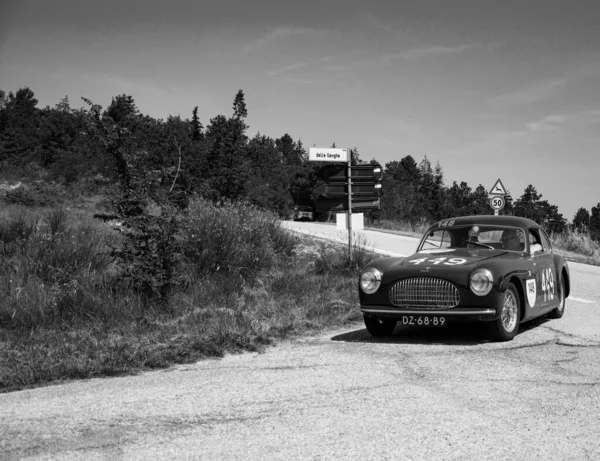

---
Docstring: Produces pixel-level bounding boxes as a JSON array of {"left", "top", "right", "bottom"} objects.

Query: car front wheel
[
  {"left": 363, "top": 315, "right": 397, "bottom": 337},
  {"left": 547, "top": 275, "right": 566, "bottom": 319},
  {"left": 490, "top": 282, "right": 521, "bottom": 341}
]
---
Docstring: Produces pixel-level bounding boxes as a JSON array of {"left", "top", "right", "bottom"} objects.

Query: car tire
[
  {"left": 363, "top": 315, "right": 397, "bottom": 337},
  {"left": 547, "top": 275, "right": 566, "bottom": 319},
  {"left": 490, "top": 282, "right": 521, "bottom": 341}
]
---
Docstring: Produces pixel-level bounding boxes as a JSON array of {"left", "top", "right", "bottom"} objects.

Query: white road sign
[
  {"left": 490, "top": 195, "right": 506, "bottom": 211},
  {"left": 309, "top": 147, "right": 348, "bottom": 163}
]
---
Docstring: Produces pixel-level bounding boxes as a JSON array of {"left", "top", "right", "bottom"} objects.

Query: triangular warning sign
[{"left": 490, "top": 178, "right": 507, "bottom": 195}]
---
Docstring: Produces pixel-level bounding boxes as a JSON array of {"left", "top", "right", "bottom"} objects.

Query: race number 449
[{"left": 541, "top": 268, "right": 554, "bottom": 302}]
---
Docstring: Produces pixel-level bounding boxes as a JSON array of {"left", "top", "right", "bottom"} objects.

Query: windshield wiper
[{"left": 462, "top": 239, "right": 494, "bottom": 250}]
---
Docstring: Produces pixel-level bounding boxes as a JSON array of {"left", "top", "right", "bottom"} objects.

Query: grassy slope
[{"left": 0, "top": 188, "right": 376, "bottom": 392}]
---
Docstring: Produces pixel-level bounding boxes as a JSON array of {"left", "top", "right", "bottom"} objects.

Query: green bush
[
  {"left": 179, "top": 198, "right": 297, "bottom": 282},
  {"left": 3, "top": 183, "right": 62, "bottom": 207}
]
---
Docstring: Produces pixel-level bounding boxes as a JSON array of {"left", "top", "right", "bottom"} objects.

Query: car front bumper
[{"left": 361, "top": 305, "right": 498, "bottom": 322}]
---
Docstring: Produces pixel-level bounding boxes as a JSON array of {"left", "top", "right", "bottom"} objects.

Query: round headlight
[
  {"left": 469, "top": 269, "right": 494, "bottom": 296},
  {"left": 360, "top": 268, "right": 382, "bottom": 294}
]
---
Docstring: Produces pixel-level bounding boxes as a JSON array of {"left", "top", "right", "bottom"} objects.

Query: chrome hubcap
[{"left": 502, "top": 290, "right": 518, "bottom": 332}]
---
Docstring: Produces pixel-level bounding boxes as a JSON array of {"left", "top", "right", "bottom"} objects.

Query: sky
[{"left": 1, "top": 0, "right": 599, "bottom": 221}]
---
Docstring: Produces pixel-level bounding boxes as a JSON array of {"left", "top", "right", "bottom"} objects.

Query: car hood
[{"left": 368, "top": 248, "right": 511, "bottom": 282}]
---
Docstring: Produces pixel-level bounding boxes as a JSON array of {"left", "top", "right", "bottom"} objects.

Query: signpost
[
  {"left": 309, "top": 148, "right": 382, "bottom": 262},
  {"left": 488, "top": 178, "right": 507, "bottom": 216}
]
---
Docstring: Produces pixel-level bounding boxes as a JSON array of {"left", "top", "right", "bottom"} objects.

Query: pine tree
[
  {"left": 104, "top": 94, "right": 139, "bottom": 125},
  {"left": 190, "top": 106, "right": 203, "bottom": 141},
  {"left": 55, "top": 95, "right": 70, "bottom": 112},
  {"left": 514, "top": 185, "right": 566, "bottom": 232},
  {"left": 232, "top": 89, "right": 247, "bottom": 120},
  {"left": 573, "top": 207, "right": 590, "bottom": 232},
  {"left": 2, "top": 87, "right": 40, "bottom": 164},
  {"left": 589, "top": 204, "right": 600, "bottom": 241}
]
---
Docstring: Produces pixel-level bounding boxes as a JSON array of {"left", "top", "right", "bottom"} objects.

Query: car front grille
[{"left": 389, "top": 278, "right": 460, "bottom": 309}]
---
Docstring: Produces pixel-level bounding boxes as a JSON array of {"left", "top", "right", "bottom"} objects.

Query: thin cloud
[
  {"left": 526, "top": 110, "right": 600, "bottom": 132},
  {"left": 287, "top": 77, "right": 315, "bottom": 85},
  {"left": 358, "top": 12, "right": 395, "bottom": 34},
  {"left": 526, "top": 114, "right": 570, "bottom": 132},
  {"left": 490, "top": 79, "right": 566, "bottom": 108},
  {"left": 267, "top": 61, "right": 308, "bottom": 76},
  {"left": 242, "top": 26, "right": 318, "bottom": 52},
  {"left": 386, "top": 44, "right": 475, "bottom": 61}
]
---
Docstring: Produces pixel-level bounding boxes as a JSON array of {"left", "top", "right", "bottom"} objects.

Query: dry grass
[
  {"left": 0, "top": 201, "right": 378, "bottom": 393},
  {"left": 364, "top": 218, "right": 429, "bottom": 238},
  {"left": 549, "top": 229, "right": 600, "bottom": 266}
]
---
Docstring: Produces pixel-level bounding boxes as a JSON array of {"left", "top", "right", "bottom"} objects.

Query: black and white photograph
[{"left": 1, "top": 0, "right": 599, "bottom": 459}]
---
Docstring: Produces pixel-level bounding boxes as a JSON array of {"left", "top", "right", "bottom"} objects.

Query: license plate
[{"left": 401, "top": 315, "right": 446, "bottom": 327}]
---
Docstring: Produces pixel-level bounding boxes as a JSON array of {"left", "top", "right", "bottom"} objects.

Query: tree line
[{"left": 1, "top": 86, "right": 599, "bottom": 240}]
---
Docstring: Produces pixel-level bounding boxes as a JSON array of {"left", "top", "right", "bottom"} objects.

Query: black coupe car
[{"left": 359, "top": 216, "right": 570, "bottom": 341}]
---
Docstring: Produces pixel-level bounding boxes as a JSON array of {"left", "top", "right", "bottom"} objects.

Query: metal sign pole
[{"left": 347, "top": 150, "right": 352, "bottom": 263}]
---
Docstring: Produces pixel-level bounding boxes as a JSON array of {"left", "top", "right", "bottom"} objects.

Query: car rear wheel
[
  {"left": 490, "top": 282, "right": 520, "bottom": 341},
  {"left": 363, "top": 315, "right": 397, "bottom": 337},
  {"left": 547, "top": 275, "right": 566, "bottom": 319}
]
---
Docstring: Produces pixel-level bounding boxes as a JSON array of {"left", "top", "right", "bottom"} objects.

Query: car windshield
[
  {"left": 297, "top": 207, "right": 312, "bottom": 212},
  {"left": 418, "top": 224, "right": 526, "bottom": 252}
]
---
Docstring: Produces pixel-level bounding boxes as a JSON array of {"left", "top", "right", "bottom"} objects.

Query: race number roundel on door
[{"left": 489, "top": 195, "right": 505, "bottom": 211}]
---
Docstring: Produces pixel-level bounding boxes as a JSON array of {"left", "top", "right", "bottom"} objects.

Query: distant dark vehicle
[
  {"left": 359, "top": 216, "right": 570, "bottom": 341},
  {"left": 293, "top": 206, "right": 314, "bottom": 222}
]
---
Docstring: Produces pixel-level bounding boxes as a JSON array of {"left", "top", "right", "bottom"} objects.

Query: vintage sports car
[
  {"left": 293, "top": 206, "right": 314, "bottom": 221},
  {"left": 359, "top": 216, "right": 570, "bottom": 341}
]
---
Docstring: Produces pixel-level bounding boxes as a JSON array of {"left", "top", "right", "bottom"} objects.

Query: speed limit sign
[{"left": 489, "top": 195, "right": 505, "bottom": 211}]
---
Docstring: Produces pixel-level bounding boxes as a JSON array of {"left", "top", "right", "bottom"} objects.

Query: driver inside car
[{"left": 501, "top": 229, "right": 523, "bottom": 251}]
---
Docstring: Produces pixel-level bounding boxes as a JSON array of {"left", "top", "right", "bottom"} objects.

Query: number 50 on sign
[{"left": 489, "top": 196, "right": 505, "bottom": 211}]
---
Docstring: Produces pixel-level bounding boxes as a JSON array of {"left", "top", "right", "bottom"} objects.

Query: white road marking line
[{"left": 569, "top": 296, "right": 595, "bottom": 304}]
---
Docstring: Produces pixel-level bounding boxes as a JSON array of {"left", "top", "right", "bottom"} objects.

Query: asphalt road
[{"left": 2, "top": 222, "right": 599, "bottom": 460}]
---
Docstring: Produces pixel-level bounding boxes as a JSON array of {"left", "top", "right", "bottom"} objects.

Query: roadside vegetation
[{"left": 0, "top": 200, "right": 378, "bottom": 393}]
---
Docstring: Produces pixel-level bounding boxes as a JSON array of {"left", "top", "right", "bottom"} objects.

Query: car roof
[{"left": 435, "top": 215, "right": 540, "bottom": 230}]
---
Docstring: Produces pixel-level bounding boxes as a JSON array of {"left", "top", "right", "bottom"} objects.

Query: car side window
[
  {"left": 529, "top": 229, "right": 546, "bottom": 254},
  {"left": 539, "top": 228, "right": 553, "bottom": 252}
]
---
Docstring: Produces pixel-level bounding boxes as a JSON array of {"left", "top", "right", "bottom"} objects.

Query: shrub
[
  {"left": 179, "top": 198, "right": 297, "bottom": 283},
  {"left": 313, "top": 233, "right": 380, "bottom": 275},
  {"left": 3, "top": 183, "right": 62, "bottom": 207},
  {"left": 0, "top": 207, "right": 118, "bottom": 328}
]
